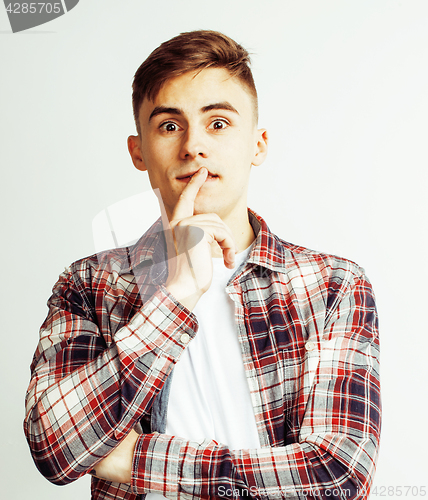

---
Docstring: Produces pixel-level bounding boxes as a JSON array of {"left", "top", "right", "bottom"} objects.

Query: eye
[
  {"left": 160, "top": 121, "right": 179, "bottom": 132},
  {"left": 209, "top": 119, "right": 229, "bottom": 130}
]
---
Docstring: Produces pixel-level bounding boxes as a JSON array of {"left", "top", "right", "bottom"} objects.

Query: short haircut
[{"left": 132, "top": 30, "right": 258, "bottom": 134}]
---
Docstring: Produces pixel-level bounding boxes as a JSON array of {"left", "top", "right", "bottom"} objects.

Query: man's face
[{"left": 129, "top": 68, "right": 268, "bottom": 221}]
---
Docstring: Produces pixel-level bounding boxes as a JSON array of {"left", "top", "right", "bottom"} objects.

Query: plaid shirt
[{"left": 24, "top": 209, "right": 381, "bottom": 500}]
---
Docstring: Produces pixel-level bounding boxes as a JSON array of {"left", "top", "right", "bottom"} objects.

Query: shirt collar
[
  {"left": 119, "top": 208, "right": 292, "bottom": 277},
  {"left": 246, "top": 208, "right": 292, "bottom": 274}
]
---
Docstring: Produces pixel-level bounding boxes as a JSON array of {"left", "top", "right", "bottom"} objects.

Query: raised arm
[{"left": 25, "top": 168, "right": 239, "bottom": 487}]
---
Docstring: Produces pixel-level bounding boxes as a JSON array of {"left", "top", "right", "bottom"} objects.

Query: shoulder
[
  {"left": 276, "top": 236, "right": 366, "bottom": 286},
  {"left": 65, "top": 246, "right": 131, "bottom": 290},
  {"left": 70, "top": 246, "right": 130, "bottom": 274},
  {"left": 274, "top": 236, "right": 375, "bottom": 314},
  {"left": 249, "top": 209, "right": 366, "bottom": 290},
  {"left": 64, "top": 216, "right": 163, "bottom": 290},
  {"left": 46, "top": 247, "right": 131, "bottom": 317}
]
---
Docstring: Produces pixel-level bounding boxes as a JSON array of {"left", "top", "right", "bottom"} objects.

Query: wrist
[{"left": 165, "top": 280, "right": 203, "bottom": 311}]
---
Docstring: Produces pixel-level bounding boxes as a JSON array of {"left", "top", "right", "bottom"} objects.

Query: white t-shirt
[{"left": 147, "top": 245, "right": 260, "bottom": 500}]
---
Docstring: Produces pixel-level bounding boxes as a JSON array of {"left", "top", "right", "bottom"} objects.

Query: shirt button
[
  {"left": 180, "top": 333, "right": 190, "bottom": 344},
  {"left": 305, "top": 341, "right": 316, "bottom": 351}
]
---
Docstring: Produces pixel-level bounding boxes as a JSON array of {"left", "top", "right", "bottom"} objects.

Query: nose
[{"left": 179, "top": 127, "right": 207, "bottom": 160}]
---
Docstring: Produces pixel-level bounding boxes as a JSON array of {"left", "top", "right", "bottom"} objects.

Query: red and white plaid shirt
[{"left": 24, "top": 209, "right": 381, "bottom": 499}]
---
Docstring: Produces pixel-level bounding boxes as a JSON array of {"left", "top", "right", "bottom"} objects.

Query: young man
[{"left": 24, "top": 31, "right": 381, "bottom": 500}]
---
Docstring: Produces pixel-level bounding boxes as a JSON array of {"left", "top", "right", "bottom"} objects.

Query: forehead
[{"left": 139, "top": 68, "right": 256, "bottom": 121}]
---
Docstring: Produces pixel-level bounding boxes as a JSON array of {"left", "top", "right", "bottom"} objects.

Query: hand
[
  {"left": 92, "top": 429, "right": 140, "bottom": 484},
  {"left": 163, "top": 167, "right": 236, "bottom": 310}
]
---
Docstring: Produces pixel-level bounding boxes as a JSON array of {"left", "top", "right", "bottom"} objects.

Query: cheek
[
  {"left": 143, "top": 148, "right": 171, "bottom": 177},
  {"left": 222, "top": 137, "right": 255, "bottom": 168},
  {"left": 227, "top": 129, "right": 255, "bottom": 154}
]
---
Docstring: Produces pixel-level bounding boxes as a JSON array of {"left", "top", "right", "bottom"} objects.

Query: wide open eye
[
  {"left": 210, "top": 119, "right": 229, "bottom": 130},
  {"left": 160, "top": 122, "right": 179, "bottom": 132}
]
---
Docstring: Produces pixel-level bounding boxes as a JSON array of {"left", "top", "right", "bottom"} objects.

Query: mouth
[{"left": 176, "top": 170, "right": 219, "bottom": 182}]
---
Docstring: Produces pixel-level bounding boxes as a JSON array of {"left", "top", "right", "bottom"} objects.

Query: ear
[
  {"left": 128, "top": 135, "right": 147, "bottom": 171},
  {"left": 252, "top": 128, "right": 268, "bottom": 166}
]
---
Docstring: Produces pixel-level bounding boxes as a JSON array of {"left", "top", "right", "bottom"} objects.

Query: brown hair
[{"left": 132, "top": 30, "right": 258, "bottom": 134}]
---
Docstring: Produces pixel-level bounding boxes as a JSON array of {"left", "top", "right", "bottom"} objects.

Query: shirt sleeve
[
  {"left": 24, "top": 265, "right": 198, "bottom": 485},
  {"left": 130, "top": 273, "right": 381, "bottom": 500}
]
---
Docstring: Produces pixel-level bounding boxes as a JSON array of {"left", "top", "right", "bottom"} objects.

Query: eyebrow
[
  {"left": 148, "top": 101, "right": 239, "bottom": 122},
  {"left": 149, "top": 106, "right": 181, "bottom": 122},
  {"left": 201, "top": 102, "right": 239, "bottom": 114}
]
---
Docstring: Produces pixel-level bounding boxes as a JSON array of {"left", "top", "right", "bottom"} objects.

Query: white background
[{"left": 1, "top": 1, "right": 427, "bottom": 498}]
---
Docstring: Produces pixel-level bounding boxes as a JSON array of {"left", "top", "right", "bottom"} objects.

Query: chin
[{"left": 193, "top": 200, "right": 220, "bottom": 217}]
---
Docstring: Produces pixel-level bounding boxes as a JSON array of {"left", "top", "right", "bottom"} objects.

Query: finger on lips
[
  {"left": 173, "top": 167, "right": 207, "bottom": 220},
  {"left": 171, "top": 166, "right": 236, "bottom": 266}
]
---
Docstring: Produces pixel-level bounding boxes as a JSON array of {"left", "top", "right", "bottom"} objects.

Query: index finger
[{"left": 172, "top": 167, "right": 208, "bottom": 220}]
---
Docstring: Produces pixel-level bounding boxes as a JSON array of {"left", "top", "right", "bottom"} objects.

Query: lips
[{"left": 176, "top": 170, "right": 218, "bottom": 180}]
